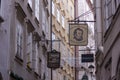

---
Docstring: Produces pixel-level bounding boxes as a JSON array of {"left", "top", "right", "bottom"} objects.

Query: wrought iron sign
[{"left": 47, "top": 50, "right": 60, "bottom": 69}]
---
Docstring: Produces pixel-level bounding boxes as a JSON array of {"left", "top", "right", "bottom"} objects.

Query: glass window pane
[{"left": 16, "top": 19, "right": 23, "bottom": 59}]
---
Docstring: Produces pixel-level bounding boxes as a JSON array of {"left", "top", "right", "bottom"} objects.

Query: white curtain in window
[{"left": 35, "top": 0, "right": 39, "bottom": 20}]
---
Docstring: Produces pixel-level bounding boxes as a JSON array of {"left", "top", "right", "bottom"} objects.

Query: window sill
[
  {"left": 34, "top": 17, "right": 39, "bottom": 27},
  {"left": 15, "top": 55, "right": 23, "bottom": 65},
  {"left": 27, "top": 3, "right": 33, "bottom": 16},
  {"left": 34, "top": 71, "right": 39, "bottom": 79},
  {"left": 26, "top": 65, "right": 32, "bottom": 72}
]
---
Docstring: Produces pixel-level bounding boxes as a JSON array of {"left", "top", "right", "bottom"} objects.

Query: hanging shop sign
[
  {"left": 47, "top": 50, "right": 60, "bottom": 68},
  {"left": 69, "top": 24, "right": 88, "bottom": 46},
  {"left": 81, "top": 54, "right": 94, "bottom": 63}
]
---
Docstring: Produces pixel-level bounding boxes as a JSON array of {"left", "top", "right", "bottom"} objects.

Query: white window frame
[
  {"left": 35, "top": 0, "right": 40, "bottom": 21},
  {"left": 16, "top": 18, "right": 23, "bottom": 60}
]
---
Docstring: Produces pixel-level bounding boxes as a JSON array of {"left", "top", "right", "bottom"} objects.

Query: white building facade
[
  {"left": 76, "top": 0, "right": 96, "bottom": 80},
  {"left": 94, "top": 0, "right": 120, "bottom": 80}
]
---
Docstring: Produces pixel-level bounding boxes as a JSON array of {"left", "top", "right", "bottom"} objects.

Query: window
[
  {"left": 105, "top": 58, "right": 111, "bottom": 80},
  {"left": 38, "top": 59, "right": 42, "bottom": 77},
  {"left": 0, "top": 0, "right": 4, "bottom": 22},
  {"left": 31, "top": 33, "right": 40, "bottom": 74},
  {"left": 70, "top": 6, "right": 72, "bottom": 16},
  {"left": 114, "top": 0, "right": 120, "bottom": 12},
  {"left": 26, "top": 32, "right": 33, "bottom": 69},
  {"left": 16, "top": 18, "right": 23, "bottom": 60},
  {"left": 28, "top": 0, "right": 32, "bottom": 8},
  {"left": 105, "top": 0, "right": 113, "bottom": 29},
  {"left": 52, "top": 1, "right": 55, "bottom": 16},
  {"left": 32, "top": 41, "right": 39, "bottom": 73},
  {"left": 34, "top": 42, "right": 39, "bottom": 73},
  {"left": 57, "top": 9, "right": 60, "bottom": 23},
  {"left": 66, "top": 0, "right": 68, "bottom": 12},
  {"left": 35, "top": 0, "right": 39, "bottom": 20},
  {"left": 61, "top": 15, "right": 65, "bottom": 28},
  {"left": 42, "top": 9, "right": 49, "bottom": 35},
  {"left": 42, "top": 10, "right": 46, "bottom": 32}
]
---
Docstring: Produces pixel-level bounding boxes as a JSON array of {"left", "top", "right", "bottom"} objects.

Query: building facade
[
  {"left": 51, "top": 0, "right": 75, "bottom": 80},
  {"left": 95, "top": 0, "right": 120, "bottom": 80},
  {"left": 0, "top": 0, "right": 50, "bottom": 80}
]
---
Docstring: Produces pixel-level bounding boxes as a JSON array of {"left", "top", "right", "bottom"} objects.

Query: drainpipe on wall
[{"left": 95, "top": 0, "right": 102, "bottom": 49}]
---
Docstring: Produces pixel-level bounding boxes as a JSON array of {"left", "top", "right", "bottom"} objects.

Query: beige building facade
[{"left": 51, "top": 0, "right": 75, "bottom": 80}]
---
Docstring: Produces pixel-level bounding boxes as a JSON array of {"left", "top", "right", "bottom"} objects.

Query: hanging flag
[{"left": 69, "top": 23, "right": 88, "bottom": 46}]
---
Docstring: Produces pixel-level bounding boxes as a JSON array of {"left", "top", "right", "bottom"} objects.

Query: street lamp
[
  {"left": 81, "top": 73, "right": 88, "bottom": 80},
  {"left": 88, "top": 65, "right": 94, "bottom": 80}
]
